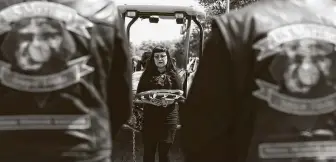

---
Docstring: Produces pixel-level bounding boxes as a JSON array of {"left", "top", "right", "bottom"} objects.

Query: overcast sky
[{"left": 124, "top": 18, "right": 182, "bottom": 45}]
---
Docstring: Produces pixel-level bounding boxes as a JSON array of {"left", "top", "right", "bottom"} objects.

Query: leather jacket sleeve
[
  {"left": 180, "top": 20, "right": 236, "bottom": 162},
  {"left": 185, "top": 0, "right": 336, "bottom": 162},
  {"left": 107, "top": 14, "right": 132, "bottom": 140},
  {"left": 61, "top": 0, "right": 132, "bottom": 140},
  {"left": 91, "top": 5, "right": 132, "bottom": 140}
]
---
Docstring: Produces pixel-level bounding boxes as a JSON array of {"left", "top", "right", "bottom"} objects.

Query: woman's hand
[{"left": 150, "top": 98, "right": 162, "bottom": 106}]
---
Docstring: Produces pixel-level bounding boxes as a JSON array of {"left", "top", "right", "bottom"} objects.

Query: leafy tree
[
  {"left": 135, "top": 0, "right": 261, "bottom": 68},
  {"left": 200, "top": 0, "right": 259, "bottom": 16},
  {"left": 137, "top": 39, "right": 179, "bottom": 56},
  {"left": 132, "top": 39, "right": 186, "bottom": 67},
  {"left": 180, "top": 0, "right": 259, "bottom": 58}
]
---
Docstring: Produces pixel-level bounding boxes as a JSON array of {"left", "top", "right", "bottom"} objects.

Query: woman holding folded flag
[{"left": 136, "top": 46, "right": 183, "bottom": 162}]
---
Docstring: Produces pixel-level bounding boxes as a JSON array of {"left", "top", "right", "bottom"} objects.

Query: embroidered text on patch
[
  {"left": 0, "top": 56, "right": 94, "bottom": 92},
  {"left": 259, "top": 141, "right": 336, "bottom": 159},
  {"left": 0, "top": 1, "right": 93, "bottom": 38},
  {"left": 0, "top": 115, "right": 91, "bottom": 130}
]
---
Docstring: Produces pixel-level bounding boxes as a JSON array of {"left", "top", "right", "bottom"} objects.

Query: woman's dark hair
[
  {"left": 137, "top": 46, "right": 180, "bottom": 93},
  {"left": 145, "top": 46, "right": 176, "bottom": 73}
]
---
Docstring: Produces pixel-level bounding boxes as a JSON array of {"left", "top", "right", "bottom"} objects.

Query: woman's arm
[{"left": 136, "top": 74, "right": 149, "bottom": 94}]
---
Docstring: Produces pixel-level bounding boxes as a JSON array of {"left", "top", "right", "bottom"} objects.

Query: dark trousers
[
  {"left": 142, "top": 124, "right": 177, "bottom": 162},
  {"left": 143, "top": 140, "right": 173, "bottom": 162}
]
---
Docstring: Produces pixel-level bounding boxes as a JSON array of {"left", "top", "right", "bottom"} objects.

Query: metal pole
[
  {"left": 126, "top": 16, "right": 139, "bottom": 41},
  {"left": 184, "top": 17, "right": 192, "bottom": 63},
  {"left": 226, "top": 0, "right": 230, "bottom": 13},
  {"left": 183, "top": 17, "right": 192, "bottom": 97},
  {"left": 192, "top": 16, "right": 203, "bottom": 57}
]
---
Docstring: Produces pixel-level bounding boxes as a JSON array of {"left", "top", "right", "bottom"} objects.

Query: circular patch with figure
[
  {"left": 0, "top": 1, "right": 94, "bottom": 92},
  {"left": 253, "top": 24, "right": 336, "bottom": 116},
  {"left": 2, "top": 17, "right": 71, "bottom": 75}
]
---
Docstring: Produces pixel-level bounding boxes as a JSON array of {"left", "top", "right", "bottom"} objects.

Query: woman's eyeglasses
[{"left": 154, "top": 55, "right": 167, "bottom": 59}]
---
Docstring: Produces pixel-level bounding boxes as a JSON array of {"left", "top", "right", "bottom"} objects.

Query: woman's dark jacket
[{"left": 137, "top": 70, "right": 182, "bottom": 126}]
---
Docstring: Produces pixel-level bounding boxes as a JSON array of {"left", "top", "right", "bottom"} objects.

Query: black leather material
[
  {"left": 0, "top": 0, "right": 132, "bottom": 162},
  {"left": 181, "top": 0, "right": 336, "bottom": 162}
]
